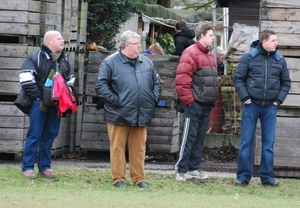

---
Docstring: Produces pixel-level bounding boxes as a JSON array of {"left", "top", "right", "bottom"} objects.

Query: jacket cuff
[
  {"left": 275, "top": 99, "right": 282, "bottom": 106},
  {"left": 242, "top": 96, "right": 250, "bottom": 103}
]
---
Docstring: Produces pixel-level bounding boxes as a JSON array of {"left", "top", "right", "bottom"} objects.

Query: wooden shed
[{"left": 0, "top": 0, "right": 88, "bottom": 160}]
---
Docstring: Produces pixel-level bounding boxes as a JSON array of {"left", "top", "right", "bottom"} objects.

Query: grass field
[{"left": 0, "top": 165, "right": 299, "bottom": 208}]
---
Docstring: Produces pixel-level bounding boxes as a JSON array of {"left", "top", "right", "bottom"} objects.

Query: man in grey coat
[{"left": 95, "top": 30, "right": 160, "bottom": 188}]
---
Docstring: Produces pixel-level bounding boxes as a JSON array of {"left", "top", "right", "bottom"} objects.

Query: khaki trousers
[{"left": 107, "top": 123, "right": 147, "bottom": 185}]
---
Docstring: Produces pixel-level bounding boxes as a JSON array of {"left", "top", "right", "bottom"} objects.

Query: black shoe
[
  {"left": 137, "top": 181, "right": 149, "bottom": 189},
  {"left": 262, "top": 180, "right": 279, "bottom": 187},
  {"left": 235, "top": 180, "right": 249, "bottom": 187},
  {"left": 114, "top": 181, "right": 126, "bottom": 188}
]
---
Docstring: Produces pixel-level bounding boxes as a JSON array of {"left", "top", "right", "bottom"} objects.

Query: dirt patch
[
  {"left": 63, "top": 144, "right": 238, "bottom": 173},
  {"left": 201, "top": 144, "right": 238, "bottom": 173}
]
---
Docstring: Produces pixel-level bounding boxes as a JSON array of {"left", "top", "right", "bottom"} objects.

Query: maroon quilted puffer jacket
[{"left": 175, "top": 41, "right": 219, "bottom": 106}]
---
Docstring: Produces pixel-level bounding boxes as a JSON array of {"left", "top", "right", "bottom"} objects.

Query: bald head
[{"left": 43, "top": 30, "right": 64, "bottom": 53}]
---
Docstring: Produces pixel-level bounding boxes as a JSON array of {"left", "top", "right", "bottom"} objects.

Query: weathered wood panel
[
  {"left": 0, "top": 102, "right": 26, "bottom": 153},
  {"left": 81, "top": 103, "right": 180, "bottom": 153},
  {"left": 281, "top": 94, "right": 300, "bottom": 107},
  {"left": 261, "top": 7, "right": 300, "bottom": 21},
  {"left": 0, "top": 70, "right": 20, "bottom": 82},
  {"left": 285, "top": 58, "right": 300, "bottom": 71},
  {"left": 0, "top": 11, "right": 38, "bottom": 24},
  {"left": 288, "top": 82, "right": 300, "bottom": 94},
  {"left": 0, "top": 128, "right": 24, "bottom": 140},
  {"left": 0, "top": 81, "right": 20, "bottom": 95},
  {"left": 0, "top": 57, "right": 25, "bottom": 69},
  {"left": 0, "top": 23, "right": 40, "bottom": 36},
  {"left": 52, "top": 117, "right": 70, "bottom": 151},
  {"left": 278, "top": 47, "right": 300, "bottom": 57},
  {"left": 255, "top": 117, "right": 300, "bottom": 168},
  {"left": 261, "top": 21, "right": 300, "bottom": 34},
  {"left": 0, "top": 45, "right": 29, "bottom": 58},
  {"left": 0, "top": 140, "right": 23, "bottom": 153},
  {"left": 261, "top": 0, "right": 300, "bottom": 8}
]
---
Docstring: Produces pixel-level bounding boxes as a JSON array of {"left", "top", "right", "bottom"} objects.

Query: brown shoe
[
  {"left": 39, "top": 169, "right": 56, "bottom": 178},
  {"left": 22, "top": 170, "right": 36, "bottom": 178}
]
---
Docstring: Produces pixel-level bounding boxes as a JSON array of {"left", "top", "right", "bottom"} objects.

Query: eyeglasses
[{"left": 128, "top": 42, "right": 141, "bottom": 46}]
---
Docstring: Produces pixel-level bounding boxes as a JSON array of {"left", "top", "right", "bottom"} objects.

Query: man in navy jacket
[{"left": 234, "top": 30, "right": 291, "bottom": 187}]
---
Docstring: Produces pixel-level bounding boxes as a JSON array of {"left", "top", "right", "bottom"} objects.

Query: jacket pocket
[
  {"left": 43, "top": 86, "right": 56, "bottom": 106},
  {"left": 14, "top": 88, "right": 32, "bottom": 114}
]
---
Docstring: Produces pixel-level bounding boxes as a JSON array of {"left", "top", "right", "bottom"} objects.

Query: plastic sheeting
[{"left": 227, "top": 23, "right": 259, "bottom": 55}]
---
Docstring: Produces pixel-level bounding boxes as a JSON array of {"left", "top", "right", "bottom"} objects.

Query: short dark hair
[
  {"left": 175, "top": 20, "right": 187, "bottom": 30},
  {"left": 195, "top": 23, "right": 214, "bottom": 40},
  {"left": 259, "top": 30, "right": 276, "bottom": 43}
]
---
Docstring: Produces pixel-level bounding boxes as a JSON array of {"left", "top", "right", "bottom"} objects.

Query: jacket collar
[
  {"left": 195, "top": 42, "right": 210, "bottom": 54},
  {"left": 249, "top": 40, "right": 282, "bottom": 61}
]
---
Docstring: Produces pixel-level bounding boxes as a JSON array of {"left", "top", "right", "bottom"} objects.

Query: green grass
[{"left": 1, "top": 165, "right": 300, "bottom": 208}]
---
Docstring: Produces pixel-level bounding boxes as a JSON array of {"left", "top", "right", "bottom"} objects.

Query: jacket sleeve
[
  {"left": 233, "top": 54, "right": 251, "bottom": 103},
  {"left": 152, "top": 69, "right": 161, "bottom": 104},
  {"left": 65, "top": 55, "right": 75, "bottom": 87},
  {"left": 277, "top": 58, "right": 291, "bottom": 103},
  {"left": 171, "top": 36, "right": 186, "bottom": 55},
  {"left": 19, "top": 55, "right": 41, "bottom": 100},
  {"left": 95, "top": 60, "right": 119, "bottom": 107},
  {"left": 175, "top": 52, "right": 196, "bottom": 105}
]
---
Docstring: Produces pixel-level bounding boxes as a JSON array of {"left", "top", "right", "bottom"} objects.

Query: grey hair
[
  {"left": 195, "top": 23, "right": 214, "bottom": 40},
  {"left": 217, "top": 46, "right": 225, "bottom": 55},
  {"left": 119, "top": 30, "right": 141, "bottom": 49}
]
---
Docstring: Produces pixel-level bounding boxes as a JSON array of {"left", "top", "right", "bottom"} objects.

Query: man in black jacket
[
  {"left": 234, "top": 30, "right": 291, "bottom": 187},
  {"left": 171, "top": 20, "right": 195, "bottom": 56},
  {"left": 19, "top": 30, "right": 75, "bottom": 179},
  {"left": 95, "top": 30, "right": 161, "bottom": 188}
]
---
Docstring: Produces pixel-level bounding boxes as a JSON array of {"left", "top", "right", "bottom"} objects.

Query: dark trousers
[{"left": 175, "top": 102, "right": 212, "bottom": 173}]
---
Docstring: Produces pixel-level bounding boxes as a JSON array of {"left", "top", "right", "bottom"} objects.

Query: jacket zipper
[{"left": 263, "top": 54, "right": 269, "bottom": 106}]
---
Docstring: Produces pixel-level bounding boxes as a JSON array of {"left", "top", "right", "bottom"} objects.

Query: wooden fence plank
[
  {"left": 0, "top": 23, "right": 40, "bottom": 36},
  {"left": 0, "top": 140, "right": 23, "bottom": 152},
  {"left": 261, "top": 20, "right": 300, "bottom": 35},
  {"left": 0, "top": 81, "right": 20, "bottom": 95},
  {"left": 261, "top": 7, "right": 300, "bottom": 21},
  {"left": 262, "top": 0, "right": 300, "bottom": 8}
]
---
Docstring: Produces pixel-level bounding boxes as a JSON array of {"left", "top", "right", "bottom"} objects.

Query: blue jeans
[
  {"left": 175, "top": 102, "right": 212, "bottom": 173},
  {"left": 22, "top": 100, "right": 61, "bottom": 172},
  {"left": 237, "top": 102, "right": 277, "bottom": 183}
]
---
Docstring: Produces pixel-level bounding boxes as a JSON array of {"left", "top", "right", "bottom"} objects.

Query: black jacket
[
  {"left": 15, "top": 45, "right": 75, "bottom": 114},
  {"left": 234, "top": 40, "right": 291, "bottom": 106},
  {"left": 95, "top": 51, "right": 161, "bottom": 126},
  {"left": 171, "top": 27, "right": 195, "bottom": 55}
]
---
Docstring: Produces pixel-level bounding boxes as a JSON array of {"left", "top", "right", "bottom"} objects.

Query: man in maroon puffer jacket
[{"left": 174, "top": 23, "right": 219, "bottom": 182}]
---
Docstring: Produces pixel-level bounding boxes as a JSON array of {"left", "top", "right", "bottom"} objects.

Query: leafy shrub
[
  {"left": 156, "top": 33, "right": 175, "bottom": 54},
  {"left": 87, "top": 0, "right": 134, "bottom": 51}
]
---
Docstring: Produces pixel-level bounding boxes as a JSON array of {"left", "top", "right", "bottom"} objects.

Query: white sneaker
[
  {"left": 186, "top": 170, "right": 208, "bottom": 180},
  {"left": 175, "top": 173, "right": 188, "bottom": 181}
]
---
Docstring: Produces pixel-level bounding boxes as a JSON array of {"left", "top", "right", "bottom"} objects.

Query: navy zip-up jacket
[{"left": 234, "top": 40, "right": 291, "bottom": 106}]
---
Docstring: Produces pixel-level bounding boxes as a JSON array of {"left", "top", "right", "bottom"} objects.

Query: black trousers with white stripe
[{"left": 175, "top": 101, "right": 213, "bottom": 173}]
